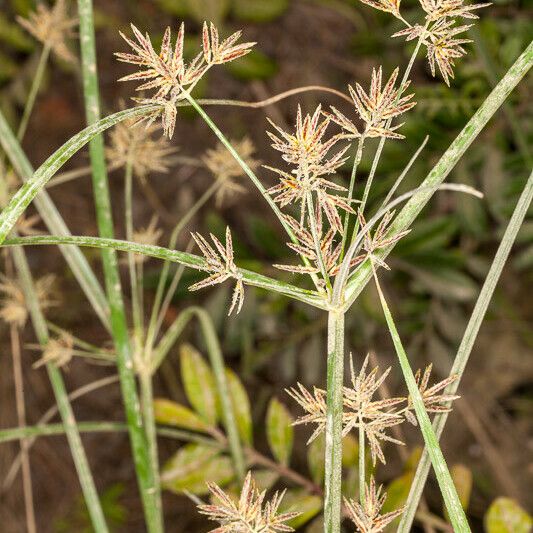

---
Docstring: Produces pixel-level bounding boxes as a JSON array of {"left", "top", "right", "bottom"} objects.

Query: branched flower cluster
[
  {"left": 18, "top": 0, "right": 78, "bottom": 63},
  {"left": 0, "top": 274, "right": 58, "bottom": 328},
  {"left": 203, "top": 138, "right": 260, "bottom": 207},
  {"left": 328, "top": 67, "right": 416, "bottom": 140},
  {"left": 198, "top": 471, "right": 299, "bottom": 533},
  {"left": 358, "top": 0, "right": 489, "bottom": 85},
  {"left": 106, "top": 118, "right": 178, "bottom": 178},
  {"left": 189, "top": 227, "right": 244, "bottom": 315},
  {"left": 287, "top": 354, "right": 459, "bottom": 464},
  {"left": 345, "top": 477, "right": 405, "bottom": 533},
  {"left": 116, "top": 22, "right": 254, "bottom": 137},
  {"left": 266, "top": 105, "right": 352, "bottom": 233}
]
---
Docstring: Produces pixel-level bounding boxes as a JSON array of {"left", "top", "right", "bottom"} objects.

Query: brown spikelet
[
  {"left": 345, "top": 477, "right": 405, "bottom": 532},
  {"left": 198, "top": 471, "right": 299, "bottom": 532},
  {"left": 189, "top": 227, "right": 244, "bottom": 315}
]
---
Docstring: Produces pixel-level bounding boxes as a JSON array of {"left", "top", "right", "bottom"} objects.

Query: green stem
[
  {"left": 372, "top": 267, "right": 470, "bottom": 532},
  {"left": 340, "top": 136, "right": 365, "bottom": 260},
  {"left": 76, "top": 0, "right": 162, "bottom": 529},
  {"left": 184, "top": 92, "right": 321, "bottom": 287},
  {"left": 17, "top": 44, "right": 51, "bottom": 141},
  {"left": 342, "top": 40, "right": 533, "bottom": 309},
  {"left": 0, "top": 422, "right": 218, "bottom": 447},
  {"left": 150, "top": 306, "right": 246, "bottom": 481},
  {"left": 0, "top": 109, "right": 111, "bottom": 329},
  {"left": 3, "top": 235, "right": 326, "bottom": 309},
  {"left": 398, "top": 168, "right": 533, "bottom": 532},
  {"left": 358, "top": 423, "right": 365, "bottom": 504},
  {"left": 11, "top": 245, "right": 109, "bottom": 531},
  {"left": 324, "top": 309, "right": 345, "bottom": 533},
  {"left": 306, "top": 192, "right": 331, "bottom": 292},
  {"left": 144, "top": 180, "right": 220, "bottom": 355}
]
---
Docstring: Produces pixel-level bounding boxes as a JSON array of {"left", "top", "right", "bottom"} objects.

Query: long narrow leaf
[{"left": 398, "top": 168, "right": 533, "bottom": 532}]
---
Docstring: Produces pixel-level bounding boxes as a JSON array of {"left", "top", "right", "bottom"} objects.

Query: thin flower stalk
[
  {"left": 198, "top": 471, "right": 299, "bottom": 532},
  {"left": 76, "top": 0, "right": 162, "bottom": 529}
]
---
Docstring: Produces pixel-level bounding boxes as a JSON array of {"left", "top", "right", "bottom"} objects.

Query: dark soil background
[{"left": 0, "top": 0, "right": 531, "bottom": 531}]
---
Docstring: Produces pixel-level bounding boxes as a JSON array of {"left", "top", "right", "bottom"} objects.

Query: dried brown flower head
[
  {"left": 132, "top": 217, "right": 163, "bottom": 264},
  {"left": 345, "top": 477, "right": 405, "bottom": 532},
  {"left": 329, "top": 67, "right": 416, "bottom": 140},
  {"left": 405, "top": 364, "right": 460, "bottom": 425},
  {"left": 116, "top": 22, "right": 254, "bottom": 137},
  {"left": 34, "top": 331, "right": 74, "bottom": 369},
  {"left": 203, "top": 138, "right": 260, "bottom": 207},
  {"left": 198, "top": 471, "right": 299, "bottom": 532},
  {"left": 106, "top": 119, "right": 177, "bottom": 177},
  {"left": 17, "top": 0, "right": 78, "bottom": 62},
  {"left": 286, "top": 383, "right": 327, "bottom": 444},
  {"left": 0, "top": 274, "right": 58, "bottom": 328},
  {"left": 189, "top": 227, "right": 244, "bottom": 315}
]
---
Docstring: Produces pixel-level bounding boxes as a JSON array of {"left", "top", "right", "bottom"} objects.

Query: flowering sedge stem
[
  {"left": 306, "top": 192, "right": 332, "bottom": 293},
  {"left": 343, "top": 40, "right": 533, "bottom": 309},
  {"left": 324, "top": 309, "right": 345, "bottom": 533},
  {"left": 399, "top": 168, "right": 533, "bottom": 532},
  {"left": 340, "top": 136, "right": 365, "bottom": 260},
  {"left": 76, "top": 0, "right": 162, "bottom": 529},
  {"left": 348, "top": 26, "right": 427, "bottom": 249},
  {"left": 372, "top": 264, "right": 470, "bottom": 532}
]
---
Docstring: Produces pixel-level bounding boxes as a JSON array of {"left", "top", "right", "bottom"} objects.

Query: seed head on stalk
[
  {"left": 189, "top": 227, "right": 245, "bottom": 315},
  {"left": 198, "top": 471, "right": 299, "bottom": 532},
  {"left": 116, "top": 22, "right": 254, "bottom": 137}
]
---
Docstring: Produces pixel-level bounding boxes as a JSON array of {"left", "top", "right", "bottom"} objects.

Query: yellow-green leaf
[
  {"left": 342, "top": 434, "right": 359, "bottom": 467},
  {"left": 266, "top": 397, "right": 294, "bottom": 465},
  {"left": 225, "top": 368, "right": 253, "bottom": 445},
  {"left": 382, "top": 471, "right": 415, "bottom": 532},
  {"left": 484, "top": 497, "right": 532, "bottom": 533},
  {"left": 161, "top": 444, "right": 234, "bottom": 495},
  {"left": 185, "top": 0, "right": 230, "bottom": 24},
  {"left": 280, "top": 489, "right": 322, "bottom": 529},
  {"left": 180, "top": 344, "right": 218, "bottom": 425},
  {"left": 225, "top": 50, "right": 278, "bottom": 81},
  {"left": 153, "top": 398, "right": 210, "bottom": 432},
  {"left": 253, "top": 469, "right": 279, "bottom": 492},
  {"left": 444, "top": 464, "right": 472, "bottom": 521}
]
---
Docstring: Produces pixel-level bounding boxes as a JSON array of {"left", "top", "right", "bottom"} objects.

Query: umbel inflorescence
[{"left": 288, "top": 355, "right": 459, "bottom": 465}]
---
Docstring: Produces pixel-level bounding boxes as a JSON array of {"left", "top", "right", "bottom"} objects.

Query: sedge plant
[{"left": 0, "top": 0, "right": 531, "bottom": 531}]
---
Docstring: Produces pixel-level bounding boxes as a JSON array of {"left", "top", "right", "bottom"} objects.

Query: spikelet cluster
[
  {"left": 266, "top": 105, "right": 352, "bottom": 233},
  {"left": 34, "top": 331, "right": 74, "bottom": 369},
  {"left": 203, "top": 138, "right": 260, "bottom": 207},
  {"left": 0, "top": 274, "right": 58, "bottom": 328},
  {"left": 328, "top": 67, "right": 416, "bottom": 140},
  {"left": 189, "top": 227, "right": 244, "bottom": 315},
  {"left": 287, "top": 354, "right": 459, "bottom": 465},
  {"left": 357, "top": 0, "right": 489, "bottom": 85},
  {"left": 17, "top": 0, "right": 78, "bottom": 63},
  {"left": 132, "top": 217, "right": 163, "bottom": 264},
  {"left": 198, "top": 471, "right": 299, "bottom": 532},
  {"left": 106, "top": 118, "right": 177, "bottom": 177},
  {"left": 116, "top": 22, "right": 254, "bottom": 137},
  {"left": 345, "top": 477, "right": 405, "bottom": 533}
]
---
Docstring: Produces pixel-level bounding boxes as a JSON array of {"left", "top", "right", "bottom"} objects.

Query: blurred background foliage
[{"left": 0, "top": 0, "right": 531, "bottom": 531}]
